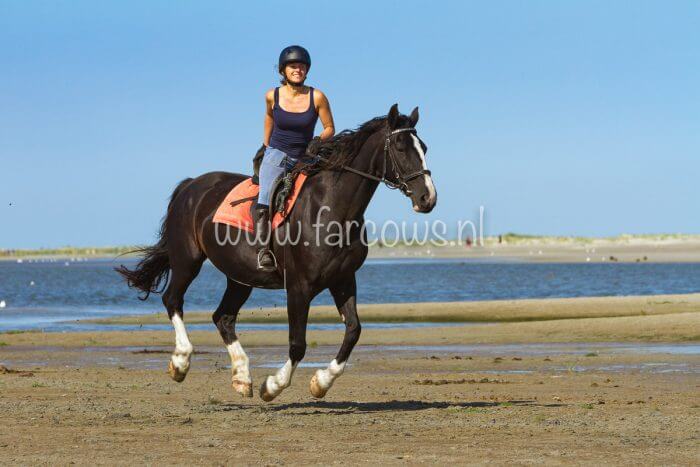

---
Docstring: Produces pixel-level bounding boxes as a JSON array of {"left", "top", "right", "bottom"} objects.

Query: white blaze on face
[
  {"left": 314, "top": 359, "right": 346, "bottom": 391},
  {"left": 410, "top": 134, "right": 437, "bottom": 204},
  {"left": 171, "top": 314, "right": 193, "bottom": 372},
  {"left": 227, "top": 340, "right": 251, "bottom": 384},
  {"left": 264, "top": 359, "right": 297, "bottom": 398}
]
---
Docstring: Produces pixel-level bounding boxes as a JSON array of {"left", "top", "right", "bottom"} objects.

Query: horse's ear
[
  {"left": 409, "top": 106, "right": 419, "bottom": 127},
  {"left": 388, "top": 103, "right": 399, "bottom": 129}
]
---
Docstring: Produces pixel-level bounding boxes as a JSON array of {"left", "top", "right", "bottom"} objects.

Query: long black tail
[{"left": 115, "top": 178, "right": 193, "bottom": 300}]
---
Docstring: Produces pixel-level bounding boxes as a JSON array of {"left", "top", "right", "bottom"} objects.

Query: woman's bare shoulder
[{"left": 313, "top": 88, "right": 329, "bottom": 104}]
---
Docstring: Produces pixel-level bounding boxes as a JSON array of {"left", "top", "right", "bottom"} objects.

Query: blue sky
[{"left": 1, "top": 1, "right": 698, "bottom": 248}]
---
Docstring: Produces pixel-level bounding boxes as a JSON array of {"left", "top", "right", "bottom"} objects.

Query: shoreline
[
  {"left": 2, "top": 293, "right": 698, "bottom": 347},
  {"left": 85, "top": 292, "right": 700, "bottom": 325}
]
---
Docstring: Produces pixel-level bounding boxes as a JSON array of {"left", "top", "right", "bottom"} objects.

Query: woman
[{"left": 255, "top": 45, "right": 335, "bottom": 271}]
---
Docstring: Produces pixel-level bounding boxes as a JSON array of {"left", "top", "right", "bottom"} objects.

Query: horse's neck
[{"left": 319, "top": 131, "right": 384, "bottom": 222}]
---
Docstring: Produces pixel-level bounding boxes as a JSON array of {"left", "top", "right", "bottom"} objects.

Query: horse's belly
[{"left": 201, "top": 218, "right": 286, "bottom": 289}]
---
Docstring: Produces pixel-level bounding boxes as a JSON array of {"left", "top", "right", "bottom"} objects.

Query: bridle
[{"left": 313, "top": 127, "right": 431, "bottom": 196}]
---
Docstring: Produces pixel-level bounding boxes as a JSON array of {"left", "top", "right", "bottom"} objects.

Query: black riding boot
[{"left": 254, "top": 207, "right": 276, "bottom": 272}]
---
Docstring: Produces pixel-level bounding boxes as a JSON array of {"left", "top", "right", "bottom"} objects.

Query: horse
[{"left": 116, "top": 104, "right": 437, "bottom": 401}]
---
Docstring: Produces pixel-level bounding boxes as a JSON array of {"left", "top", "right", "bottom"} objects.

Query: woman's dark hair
[{"left": 279, "top": 68, "right": 289, "bottom": 85}]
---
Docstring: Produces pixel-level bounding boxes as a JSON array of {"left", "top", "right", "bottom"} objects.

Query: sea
[{"left": 0, "top": 258, "right": 699, "bottom": 332}]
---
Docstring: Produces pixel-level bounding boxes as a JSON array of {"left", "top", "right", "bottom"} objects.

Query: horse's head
[{"left": 383, "top": 104, "right": 437, "bottom": 213}]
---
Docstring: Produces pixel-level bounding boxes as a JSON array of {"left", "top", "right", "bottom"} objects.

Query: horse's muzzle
[{"left": 410, "top": 174, "right": 437, "bottom": 213}]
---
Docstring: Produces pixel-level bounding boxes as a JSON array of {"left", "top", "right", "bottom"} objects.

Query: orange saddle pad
[{"left": 212, "top": 174, "right": 308, "bottom": 232}]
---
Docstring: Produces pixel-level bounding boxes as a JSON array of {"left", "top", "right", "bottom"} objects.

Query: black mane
[
  {"left": 312, "top": 116, "right": 387, "bottom": 171},
  {"left": 298, "top": 112, "right": 415, "bottom": 175}
]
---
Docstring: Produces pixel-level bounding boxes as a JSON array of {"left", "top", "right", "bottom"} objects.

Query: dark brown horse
[{"left": 117, "top": 104, "right": 437, "bottom": 401}]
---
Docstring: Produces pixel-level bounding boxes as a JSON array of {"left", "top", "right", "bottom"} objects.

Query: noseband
[{"left": 312, "top": 127, "right": 431, "bottom": 196}]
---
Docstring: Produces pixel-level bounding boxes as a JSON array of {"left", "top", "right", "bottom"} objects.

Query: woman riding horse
[
  {"left": 116, "top": 47, "right": 436, "bottom": 400},
  {"left": 256, "top": 45, "right": 335, "bottom": 271}
]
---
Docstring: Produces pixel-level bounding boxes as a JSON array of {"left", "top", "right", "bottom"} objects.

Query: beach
[
  {"left": 1, "top": 293, "right": 698, "bottom": 464},
  {"left": 5, "top": 2, "right": 698, "bottom": 463},
  {"left": 369, "top": 235, "right": 700, "bottom": 263}
]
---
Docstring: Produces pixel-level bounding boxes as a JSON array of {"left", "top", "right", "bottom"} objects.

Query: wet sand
[
  {"left": 0, "top": 346, "right": 698, "bottom": 464},
  {"left": 1, "top": 295, "right": 698, "bottom": 464},
  {"left": 2, "top": 310, "right": 699, "bottom": 349},
  {"left": 87, "top": 292, "right": 700, "bottom": 325}
]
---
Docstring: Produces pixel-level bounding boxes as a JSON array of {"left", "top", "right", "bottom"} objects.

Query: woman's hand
[{"left": 306, "top": 136, "right": 323, "bottom": 156}]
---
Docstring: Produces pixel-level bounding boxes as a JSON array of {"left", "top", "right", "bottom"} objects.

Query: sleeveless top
[{"left": 269, "top": 87, "right": 319, "bottom": 158}]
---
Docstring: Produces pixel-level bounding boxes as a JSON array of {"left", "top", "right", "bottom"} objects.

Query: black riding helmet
[{"left": 278, "top": 45, "right": 311, "bottom": 73}]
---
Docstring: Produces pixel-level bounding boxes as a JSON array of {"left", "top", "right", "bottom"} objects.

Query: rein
[{"left": 311, "top": 127, "right": 431, "bottom": 196}]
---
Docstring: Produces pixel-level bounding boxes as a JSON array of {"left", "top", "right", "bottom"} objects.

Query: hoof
[
  {"left": 309, "top": 372, "right": 328, "bottom": 399},
  {"left": 232, "top": 379, "right": 253, "bottom": 398},
  {"left": 259, "top": 379, "right": 276, "bottom": 402},
  {"left": 168, "top": 360, "right": 187, "bottom": 383}
]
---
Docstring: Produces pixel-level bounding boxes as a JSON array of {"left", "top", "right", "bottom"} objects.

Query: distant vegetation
[
  {"left": 0, "top": 246, "right": 140, "bottom": 259},
  {"left": 374, "top": 233, "right": 700, "bottom": 248},
  {"left": 2, "top": 233, "right": 698, "bottom": 259},
  {"left": 495, "top": 233, "right": 699, "bottom": 245}
]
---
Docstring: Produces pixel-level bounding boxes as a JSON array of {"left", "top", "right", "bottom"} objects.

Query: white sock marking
[
  {"left": 315, "top": 359, "right": 346, "bottom": 391},
  {"left": 264, "top": 359, "right": 296, "bottom": 397},
  {"left": 227, "top": 340, "right": 251, "bottom": 384},
  {"left": 171, "top": 314, "right": 193, "bottom": 372}
]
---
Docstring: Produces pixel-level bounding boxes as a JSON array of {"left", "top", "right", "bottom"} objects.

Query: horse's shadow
[{"left": 211, "top": 399, "right": 565, "bottom": 415}]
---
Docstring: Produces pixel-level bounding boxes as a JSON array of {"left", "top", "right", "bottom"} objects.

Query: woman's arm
[
  {"left": 315, "top": 89, "right": 335, "bottom": 140},
  {"left": 263, "top": 89, "right": 275, "bottom": 147}
]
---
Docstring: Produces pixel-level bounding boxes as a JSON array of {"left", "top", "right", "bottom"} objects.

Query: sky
[{"left": 1, "top": 1, "right": 698, "bottom": 248}]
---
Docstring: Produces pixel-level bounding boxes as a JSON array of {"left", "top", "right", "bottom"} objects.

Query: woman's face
[{"left": 284, "top": 62, "right": 308, "bottom": 84}]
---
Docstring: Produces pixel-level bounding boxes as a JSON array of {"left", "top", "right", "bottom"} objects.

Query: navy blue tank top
[{"left": 269, "top": 87, "right": 319, "bottom": 158}]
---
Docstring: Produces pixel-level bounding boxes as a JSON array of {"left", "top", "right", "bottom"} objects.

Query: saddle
[
  {"left": 250, "top": 142, "right": 320, "bottom": 213},
  {"left": 213, "top": 138, "right": 331, "bottom": 232},
  {"left": 251, "top": 136, "right": 323, "bottom": 183},
  {"left": 212, "top": 166, "right": 308, "bottom": 233}
]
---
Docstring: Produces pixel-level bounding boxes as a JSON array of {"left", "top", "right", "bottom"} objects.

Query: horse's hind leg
[
  {"left": 163, "top": 256, "right": 204, "bottom": 382},
  {"left": 212, "top": 278, "right": 253, "bottom": 397},
  {"left": 310, "top": 275, "right": 360, "bottom": 398}
]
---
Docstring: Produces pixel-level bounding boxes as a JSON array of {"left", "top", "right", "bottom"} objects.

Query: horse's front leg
[
  {"left": 310, "top": 275, "right": 360, "bottom": 398},
  {"left": 259, "top": 291, "right": 310, "bottom": 402}
]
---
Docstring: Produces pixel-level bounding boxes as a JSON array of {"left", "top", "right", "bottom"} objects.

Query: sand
[
  {"left": 87, "top": 292, "right": 700, "bottom": 325},
  {"left": 0, "top": 347, "right": 698, "bottom": 464},
  {"left": 370, "top": 237, "right": 700, "bottom": 263},
  {"left": 1, "top": 294, "right": 698, "bottom": 464}
]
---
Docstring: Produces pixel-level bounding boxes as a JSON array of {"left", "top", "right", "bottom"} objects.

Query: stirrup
[{"left": 257, "top": 249, "right": 277, "bottom": 271}]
